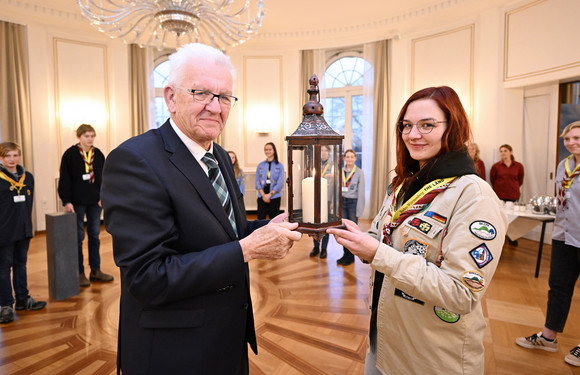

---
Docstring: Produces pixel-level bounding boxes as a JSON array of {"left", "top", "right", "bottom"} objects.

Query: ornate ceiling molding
[{"left": 253, "top": 0, "right": 467, "bottom": 41}]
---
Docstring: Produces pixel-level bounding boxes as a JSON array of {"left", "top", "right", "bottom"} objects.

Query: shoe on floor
[
  {"left": 339, "top": 255, "right": 355, "bottom": 266},
  {"left": 309, "top": 247, "right": 320, "bottom": 257},
  {"left": 0, "top": 306, "right": 13, "bottom": 324},
  {"left": 319, "top": 248, "right": 327, "bottom": 259},
  {"left": 336, "top": 255, "right": 346, "bottom": 264},
  {"left": 90, "top": 269, "right": 114, "bottom": 282},
  {"left": 508, "top": 238, "right": 519, "bottom": 246},
  {"left": 79, "top": 272, "right": 90, "bottom": 287},
  {"left": 565, "top": 345, "right": 580, "bottom": 367},
  {"left": 515, "top": 332, "right": 558, "bottom": 352},
  {"left": 15, "top": 297, "right": 46, "bottom": 311}
]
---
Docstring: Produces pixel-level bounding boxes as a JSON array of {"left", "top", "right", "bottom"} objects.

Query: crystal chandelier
[{"left": 77, "top": 0, "right": 265, "bottom": 50}]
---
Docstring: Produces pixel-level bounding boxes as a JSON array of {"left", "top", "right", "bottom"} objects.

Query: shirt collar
[{"left": 169, "top": 119, "right": 214, "bottom": 162}]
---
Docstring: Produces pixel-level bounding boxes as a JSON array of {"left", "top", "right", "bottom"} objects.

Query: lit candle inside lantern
[{"left": 302, "top": 170, "right": 328, "bottom": 223}]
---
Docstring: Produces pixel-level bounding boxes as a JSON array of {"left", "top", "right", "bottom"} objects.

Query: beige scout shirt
[{"left": 367, "top": 174, "right": 507, "bottom": 374}]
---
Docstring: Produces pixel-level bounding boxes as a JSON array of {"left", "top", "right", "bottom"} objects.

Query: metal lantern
[{"left": 286, "top": 75, "right": 345, "bottom": 239}]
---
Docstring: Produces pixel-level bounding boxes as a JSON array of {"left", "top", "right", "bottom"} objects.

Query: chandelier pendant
[{"left": 77, "top": 0, "right": 265, "bottom": 50}]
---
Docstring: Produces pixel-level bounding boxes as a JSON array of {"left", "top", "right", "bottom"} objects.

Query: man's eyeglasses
[
  {"left": 397, "top": 119, "right": 447, "bottom": 134},
  {"left": 185, "top": 89, "right": 238, "bottom": 109}
]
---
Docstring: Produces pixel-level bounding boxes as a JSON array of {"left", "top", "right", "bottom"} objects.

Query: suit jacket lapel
[{"left": 159, "top": 121, "right": 237, "bottom": 240}]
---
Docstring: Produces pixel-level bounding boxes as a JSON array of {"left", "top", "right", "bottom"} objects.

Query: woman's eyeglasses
[{"left": 397, "top": 119, "right": 447, "bottom": 134}]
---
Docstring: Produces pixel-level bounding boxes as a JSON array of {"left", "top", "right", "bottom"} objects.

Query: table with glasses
[{"left": 504, "top": 207, "right": 555, "bottom": 278}]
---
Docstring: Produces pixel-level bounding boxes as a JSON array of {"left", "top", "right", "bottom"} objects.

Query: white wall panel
[
  {"left": 504, "top": 0, "right": 580, "bottom": 82},
  {"left": 411, "top": 25, "right": 474, "bottom": 119},
  {"left": 54, "top": 39, "right": 109, "bottom": 157},
  {"left": 242, "top": 56, "right": 284, "bottom": 168}
]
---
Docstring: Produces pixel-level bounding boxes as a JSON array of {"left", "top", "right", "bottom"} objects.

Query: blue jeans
[
  {"left": 342, "top": 198, "right": 358, "bottom": 224},
  {"left": 313, "top": 234, "right": 329, "bottom": 250},
  {"left": 341, "top": 198, "right": 358, "bottom": 256},
  {"left": 75, "top": 204, "right": 102, "bottom": 273},
  {"left": 0, "top": 238, "right": 30, "bottom": 306},
  {"left": 545, "top": 239, "right": 580, "bottom": 332}
]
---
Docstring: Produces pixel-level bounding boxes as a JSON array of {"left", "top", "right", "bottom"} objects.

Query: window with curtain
[
  {"left": 323, "top": 55, "right": 366, "bottom": 168},
  {"left": 153, "top": 60, "right": 170, "bottom": 128}
]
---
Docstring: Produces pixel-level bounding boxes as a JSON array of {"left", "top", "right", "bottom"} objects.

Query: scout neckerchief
[
  {"left": 78, "top": 144, "right": 95, "bottom": 183},
  {"left": 322, "top": 160, "right": 330, "bottom": 176},
  {"left": 381, "top": 177, "right": 456, "bottom": 246},
  {"left": 557, "top": 155, "right": 580, "bottom": 209},
  {"left": 343, "top": 165, "right": 356, "bottom": 187},
  {"left": 0, "top": 170, "right": 26, "bottom": 195}
]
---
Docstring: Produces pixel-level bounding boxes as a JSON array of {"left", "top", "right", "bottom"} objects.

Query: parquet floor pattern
[{"left": 0, "top": 218, "right": 579, "bottom": 374}]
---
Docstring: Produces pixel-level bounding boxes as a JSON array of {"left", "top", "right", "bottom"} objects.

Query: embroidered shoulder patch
[
  {"left": 425, "top": 211, "right": 447, "bottom": 224},
  {"left": 469, "top": 243, "right": 494, "bottom": 268},
  {"left": 461, "top": 270, "right": 486, "bottom": 292},
  {"left": 408, "top": 217, "right": 432, "bottom": 234},
  {"left": 469, "top": 221, "right": 497, "bottom": 240},
  {"left": 404, "top": 239, "right": 429, "bottom": 258},
  {"left": 434, "top": 306, "right": 460, "bottom": 323}
]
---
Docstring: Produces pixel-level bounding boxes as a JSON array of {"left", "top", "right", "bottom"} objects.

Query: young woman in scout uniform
[
  {"left": 255, "top": 142, "right": 284, "bottom": 219},
  {"left": 328, "top": 86, "right": 507, "bottom": 374},
  {"left": 516, "top": 121, "right": 580, "bottom": 367}
]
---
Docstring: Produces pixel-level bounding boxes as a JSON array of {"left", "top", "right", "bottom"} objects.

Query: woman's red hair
[{"left": 392, "top": 86, "right": 471, "bottom": 190}]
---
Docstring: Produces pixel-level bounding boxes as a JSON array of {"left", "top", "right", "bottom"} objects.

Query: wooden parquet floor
[{"left": 1, "top": 218, "right": 579, "bottom": 374}]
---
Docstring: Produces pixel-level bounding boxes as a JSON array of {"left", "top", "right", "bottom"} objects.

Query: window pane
[
  {"left": 324, "top": 97, "right": 345, "bottom": 134},
  {"left": 153, "top": 61, "right": 170, "bottom": 88},
  {"left": 155, "top": 97, "right": 170, "bottom": 128},
  {"left": 351, "top": 95, "right": 363, "bottom": 168},
  {"left": 324, "top": 57, "right": 365, "bottom": 89}
]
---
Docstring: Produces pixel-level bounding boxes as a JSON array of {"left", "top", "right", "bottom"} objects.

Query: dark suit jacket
[{"left": 101, "top": 120, "right": 266, "bottom": 375}]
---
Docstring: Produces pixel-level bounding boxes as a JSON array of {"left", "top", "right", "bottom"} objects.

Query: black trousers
[
  {"left": 545, "top": 239, "right": 580, "bottom": 332},
  {"left": 257, "top": 197, "right": 281, "bottom": 219}
]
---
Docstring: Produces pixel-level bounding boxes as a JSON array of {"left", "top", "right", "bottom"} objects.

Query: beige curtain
[
  {"left": 368, "top": 40, "right": 390, "bottom": 214},
  {"left": 129, "top": 44, "right": 154, "bottom": 136},
  {"left": 0, "top": 21, "right": 33, "bottom": 170}
]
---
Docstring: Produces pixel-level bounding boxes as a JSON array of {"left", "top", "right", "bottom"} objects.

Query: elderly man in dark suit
[{"left": 100, "top": 43, "right": 301, "bottom": 375}]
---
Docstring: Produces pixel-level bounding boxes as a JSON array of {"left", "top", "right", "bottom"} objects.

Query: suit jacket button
[{"left": 243, "top": 302, "right": 249, "bottom": 310}]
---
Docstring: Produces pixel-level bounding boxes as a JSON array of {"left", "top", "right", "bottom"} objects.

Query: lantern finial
[{"left": 290, "top": 75, "right": 340, "bottom": 137}]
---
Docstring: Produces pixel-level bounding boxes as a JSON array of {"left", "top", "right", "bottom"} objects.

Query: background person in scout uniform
[
  {"left": 58, "top": 124, "right": 114, "bottom": 287},
  {"left": 228, "top": 150, "right": 245, "bottom": 194},
  {"left": 310, "top": 144, "right": 333, "bottom": 259},
  {"left": 515, "top": 121, "right": 580, "bottom": 367},
  {"left": 0, "top": 142, "right": 46, "bottom": 324},
  {"left": 328, "top": 86, "right": 507, "bottom": 375},
  {"left": 337, "top": 149, "right": 365, "bottom": 266},
  {"left": 255, "top": 142, "right": 284, "bottom": 219}
]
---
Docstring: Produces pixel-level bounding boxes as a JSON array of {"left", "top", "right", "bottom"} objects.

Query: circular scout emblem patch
[
  {"left": 469, "top": 221, "right": 497, "bottom": 240},
  {"left": 403, "top": 239, "right": 429, "bottom": 258},
  {"left": 461, "top": 270, "right": 486, "bottom": 292},
  {"left": 434, "top": 306, "right": 460, "bottom": 323}
]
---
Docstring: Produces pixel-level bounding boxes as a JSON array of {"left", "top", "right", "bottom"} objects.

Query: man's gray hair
[{"left": 168, "top": 43, "right": 236, "bottom": 88}]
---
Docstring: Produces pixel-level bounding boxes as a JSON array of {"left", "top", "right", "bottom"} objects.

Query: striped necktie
[{"left": 202, "top": 152, "right": 237, "bottom": 237}]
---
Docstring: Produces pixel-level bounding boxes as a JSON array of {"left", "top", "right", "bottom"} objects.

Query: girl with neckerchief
[
  {"left": 515, "top": 121, "right": 580, "bottom": 367},
  {"left": 337, "top": 149, "right": 365, "bottom": 266},
  {"left": 328, "top": 86, "right": 507, "bottom": 374},
  {"left": 0, "top": 142, "right": 46, "bottom": 324},
  {"left": 255, "top": 142, "right": 284, "bottom": 219}
]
